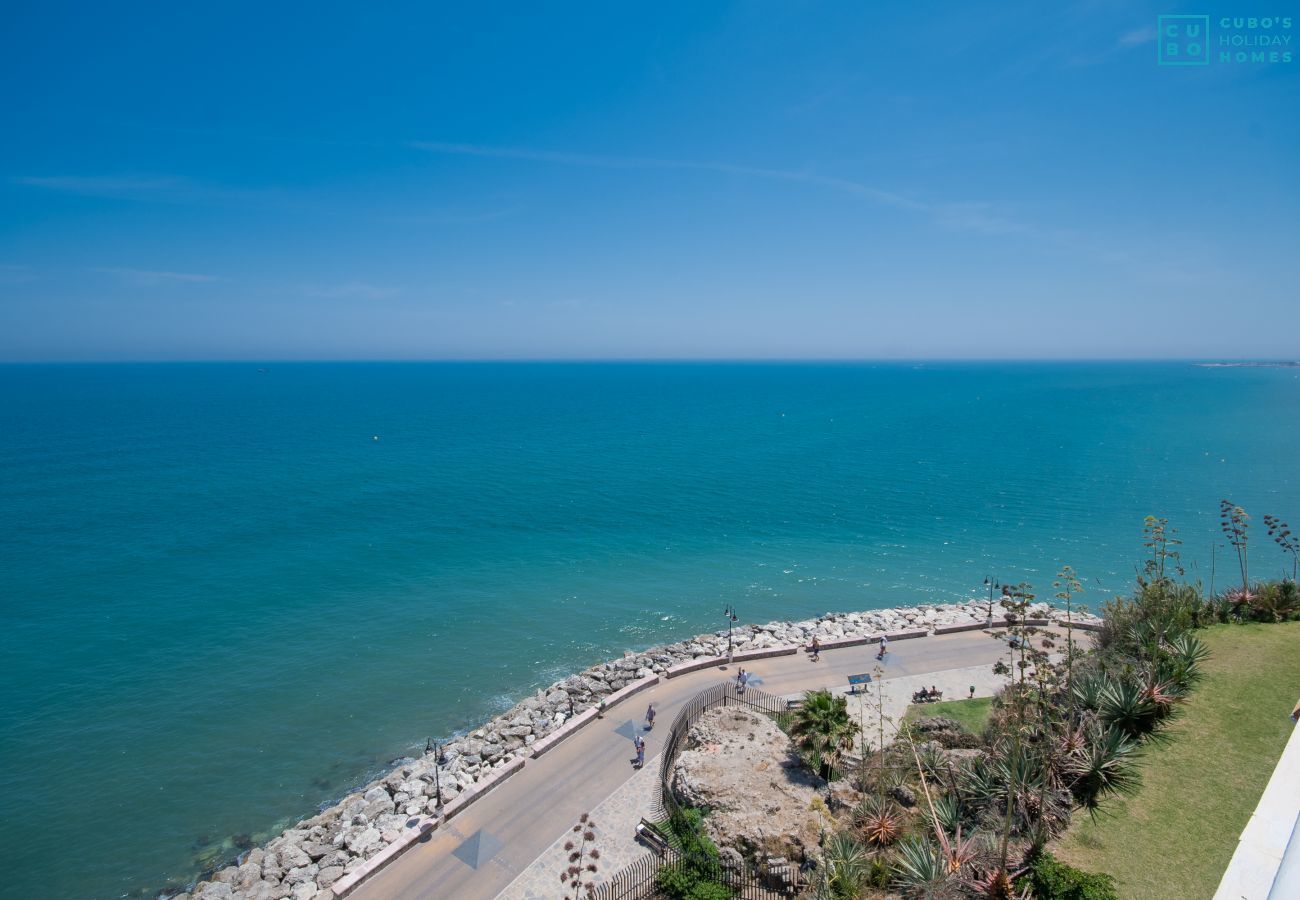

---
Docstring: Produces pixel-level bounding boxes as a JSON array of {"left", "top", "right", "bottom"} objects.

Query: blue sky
[{"left": 1, "top": 1, "right": 1297, "bottom": 360}]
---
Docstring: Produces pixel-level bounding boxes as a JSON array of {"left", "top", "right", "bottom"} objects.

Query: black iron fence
[{"left": 594, "top": 846, "right": 802, "bottom": 900}]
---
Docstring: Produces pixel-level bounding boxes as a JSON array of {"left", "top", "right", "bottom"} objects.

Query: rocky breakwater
[{"left": 178, "top": 599, "right": 1098, "bottom": 900}]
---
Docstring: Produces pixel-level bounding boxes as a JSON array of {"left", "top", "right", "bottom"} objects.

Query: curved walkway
[{"left": 353, "top": 626, "right": 1059, "bottom": 900}]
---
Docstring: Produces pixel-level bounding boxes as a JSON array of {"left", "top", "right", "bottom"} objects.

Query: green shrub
[
  {"left": 657, "top": 808, "right": 730, "bottom": 900},
  {"left": 1030, "top": 851, "right": 1118, "bottom": 900},
  {"left": 656, "top": 865, "right": 731, "bottom": 900}
]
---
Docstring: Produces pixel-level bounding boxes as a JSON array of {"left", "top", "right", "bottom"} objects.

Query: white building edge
[{"left": 1214, "top": 718, "right": 1300, "bottom": 899}]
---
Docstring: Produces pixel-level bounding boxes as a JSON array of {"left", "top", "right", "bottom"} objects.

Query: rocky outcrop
[
  {"left": 183, "top": 599, "right": 1093, "bottom": 899},
  {"left": 907, "top": 715, "right": 983, "bottom": 749},
  {"left": 670, "top": 706, "right": 827, "bottom": 863}
]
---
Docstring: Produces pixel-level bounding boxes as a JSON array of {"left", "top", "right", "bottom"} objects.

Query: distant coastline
[{"left": 1195, "top": 361, "right": 1300, "bottom": 368}]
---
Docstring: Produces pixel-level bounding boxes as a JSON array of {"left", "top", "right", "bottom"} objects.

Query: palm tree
[{"left": 790, "top": 689, "right": 857, "bottom": 780}]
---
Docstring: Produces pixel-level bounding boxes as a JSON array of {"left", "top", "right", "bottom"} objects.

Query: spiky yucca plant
[
  {"left": 1062, "top": 723, "right": 1142, "bottom": 816},
  {"left": 930, "top": 792, "right": 968, "bottom": 838},
  {"left": 817, "top": 831, "right": 873, "bottom": 898},
  {"left": 861, "top": 806, "right": 907, "bottom": 848},
  {"left": 892, "top": 836, "right": 962, "bottom": 898},
  {"left": 1096, "top": 676, "right": 1163, "bottom": 740}
]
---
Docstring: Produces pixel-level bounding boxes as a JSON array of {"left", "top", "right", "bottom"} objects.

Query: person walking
[
  {"left": 735, "top": 668, "right": 746, "bottom": 694},
  {"left": 876, "top": 633, "right": 889, "bottom": 660},
  {"left": 633, "top": 735, "right": 645, "bottom": 769},
  {"left": 645, "top": 703, "right": 656, "bottom": 730},
  {"left": 810, "top": 636, "right": 820, "bottom": 662}
]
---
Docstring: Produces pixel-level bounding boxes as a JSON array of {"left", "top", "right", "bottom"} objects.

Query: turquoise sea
[{"left": 2, "top": 362, "right": 1298, "bottom": 898}]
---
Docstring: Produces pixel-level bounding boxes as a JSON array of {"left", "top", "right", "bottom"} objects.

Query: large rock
[
  {"left": 246, "top": 882, "right": 292, "bottom": 900},
  {"left": 195, "top": 885, "right": 233, "bottom": 900},
  {"left": 233, "top": 862, "right": 263, "bottom": 891},
  {"left": 344, "top": 826, "right": 382, "bottom": 855},
  {"left": 300, "top": 841, "right": 332, "bottom": 862},
  {"left": 278, "top": 846, "right": 310, "bottom": 870},
  {"left": 669, "top": 706, "right": 827, "bottom": 862}
]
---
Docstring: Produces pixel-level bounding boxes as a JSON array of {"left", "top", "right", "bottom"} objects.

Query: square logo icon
[{"left": 1158, "top": 15, "right": 1210, "bottom": 65}]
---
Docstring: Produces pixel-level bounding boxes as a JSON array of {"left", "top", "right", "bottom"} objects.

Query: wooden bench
[
  {"left": 847, "top": 673, "right": 872, "bottom": 694},
  {"left": 636, "top": 818, "right": 670, "bottom": 856}
]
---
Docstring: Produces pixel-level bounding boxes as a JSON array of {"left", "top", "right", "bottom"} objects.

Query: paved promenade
[{"left": 354, "top": 626, "right": 1057, "bottom": 900}]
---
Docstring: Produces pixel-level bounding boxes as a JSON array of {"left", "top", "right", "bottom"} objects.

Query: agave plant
[
  {"left": 917, "top": 742, "right": 952, "bottom": 783},
  {"left": 1165, "top": 633, "right": 1210, "bottom": 687},
  {"left": 964, "top": 865, "right": 1025, "bottom": 900},
  {"left": 929, "top": 792, "right": 968, "bottom": 838},
  {"left": 1248, "top": 581, "right": 1300, "bottom": 623},
  {"left": 892, "top": 835, "right": 963, "bottom": 898},
  {"left": 1061, "top": 723, "right": 1142, "bottom": 816},
  {"left": 1096, "top": 676, "right": 1163, "bottom": 740},
  {"left": 955, "top": 754, "right": 1004, "bottom": 811},
  {"left": 1069, "top": 673, "right": 1108, "bottom": 713},
  {"left": 816, "top": 831, "right": 873, "bottom": 898},
  {"left": 860, "top": 804, "right": 907, "bottom": 848},
  {"left": 1224, "top": 585, "right": 1256, "bottom": 619}
]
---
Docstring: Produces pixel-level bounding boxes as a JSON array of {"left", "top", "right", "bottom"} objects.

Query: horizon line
[{"left": 1, "top": 356, "right": 1294, "bottom": 366}]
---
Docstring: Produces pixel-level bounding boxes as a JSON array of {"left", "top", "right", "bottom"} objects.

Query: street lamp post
[
  {"left": 433, "top": 741, "right": 447, "bottom": 809},
  {"left": 984, "top": 576, "right": 999, "bottom": 624},
  {"left": 723, "top": 605, "right": 739, "bottom": 663}
]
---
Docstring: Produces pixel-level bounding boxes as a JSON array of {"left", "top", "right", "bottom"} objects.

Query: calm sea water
[{"left": 2, "top": 362, "right": 1298, "bottom": 898}]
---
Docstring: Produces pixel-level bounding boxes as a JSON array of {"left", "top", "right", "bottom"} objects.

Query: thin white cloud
[
  {"left": 15, "top": 175, "right": 187, "bottom": 196},
  {"left": 934, "top": 203, "right": 1037, "bottom": 237},
  {"left": 12, "top": 174, "right": 265, "bottom": 205},
  {"left": 0, "top": 264, "right": 37, "bottom": 284},
  {"left": 410, "top": 141, "right": 924, "bottom": 212},
  {"left": 303, "top": 281, "right": 400, "bottom": 300},
  {"left": 410, "top": 139, "right": 1088, "bottom": 249},
  {"left": 378, "top": 206, "right": 522, "bottom": 226},
  {"left": 1119, "top": 25, "right": 1157, "bottom": 47},
  {"left": 94, "top": 267, "right": 219, "bottom": 286},
  {"left": 408, "top": 141, "right": 1117, "bottom": 252}
]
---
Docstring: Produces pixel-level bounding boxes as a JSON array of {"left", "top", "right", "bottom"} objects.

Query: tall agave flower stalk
[
  {"left": 1264, "top": 514, "right": 1299, "bottom": 582},
  {"left": 1142, "top": 516, "right": 1185, "bottom": 592},
  {"left": 903, "top": 723, "right": 979, "bottom": 875},
  {"left": 559, "top": 813, "right": 601, "bottom": 900},
  {"left": 1220, "top": 500, "right": 1250, "bottom": 597},
  {"left": 998, "top": 582, "right": 1036, "bottom": 694},
  {"left": 1053, "top": 566, "right": 1083, "bottom": 702}
]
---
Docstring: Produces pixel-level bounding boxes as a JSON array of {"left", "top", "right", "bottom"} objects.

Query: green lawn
[
  {"left": 902, "top": 696, "right": 993, "bottom": 735},
  {"left": 1054, "top": 622, "right": 1300, "bottom": 899}
]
